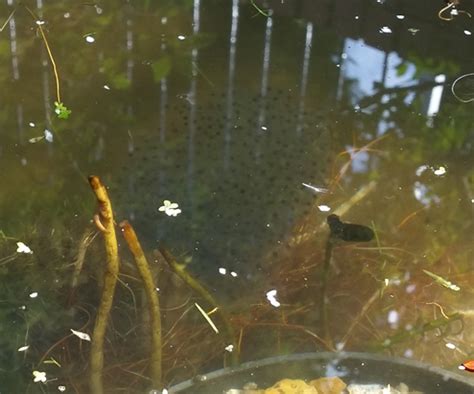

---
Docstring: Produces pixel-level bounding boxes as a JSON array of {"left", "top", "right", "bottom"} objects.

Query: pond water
[{"left": 0, "top": 0, "right": 473, "bottom": 392}]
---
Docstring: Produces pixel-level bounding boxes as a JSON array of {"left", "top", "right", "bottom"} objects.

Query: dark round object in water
[
  {"left": 167, "top": 352, "right": 474, "bottom": 393},
  {"left": 327, "top": 214, "right": 374, "bottom": 242}
]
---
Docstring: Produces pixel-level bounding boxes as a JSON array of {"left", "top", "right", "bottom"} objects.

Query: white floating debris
[
  {"left": 177, "top": 35, "right": 186, "bottom": 41},
  {"left": 347, "top": 384, "right": 397, "bottom": 393},
  {"left": 103, "top": 85, "right": 110, "bottom": 90},
  {"left": 58, "top": 386, "right": 67, "bottom": 392},
  {"left": 218, "top": 267, "right": 227, "bottom": 275},
  {"left": 415, "top": 164, "right": 429, "bottom": 176},
  {"left": 29, "top": 136, "right": 44, "bottom": 143},
  {"left": 29, "top": 292, "right": 38, "bottom": 298},
  {"left": 36, "top": 20, "right": 45, "bottom": 26},
  {"left": 230, "top": 271, "right": 238, "bottom": 278},
  {"left": 464, "top": 30, "right": 472, "bottom": 36},
  {"left": 85, "top": 35, "right": 95, "bottom": 43},
  {"left": 433, "top": 166, "right": 446, "bottom": 176},
  {"left": 261, "top": 126, "right": 267, "bottom": 131},
  {"left": 446, "top": 342, "right": 456, "bottom": 350},
  {"left": 318, "top": 205, "right": 331, "bottom": 212},
  {"left": 225, "top": 344, "right": 234, "bottom": 352},
  {"left": 379, "top": 26, "right": 392, "bottom": 34},
  {"left": 387, "top": 310, "right": 399, "bottom": 326},
  {"left": 405, "top": 283, "right": 416, "bottom": 294},
  {"left": 302, "top": 183, "right": 328, "bottom": 193},
  {"left": 33, "top": 370, "right": 47, "bottom": 383},
  {"left": 64, "top": 12, "right": 70, "bottom": 19},
  {"left": 158, "top": 200, "right": 182, "bottom": 217},
  {"left": 355, "top": 15, "right": 359, "bottom": 20},
  {"left": 44, "top": 129, "right": 53, "bottom": 143},
  {"left": 70, "top": 329, "right": 91, "bottom": 342},
  {"left": 18, "top": 345, "right": 29, "bottom": 352},
  {"left": 17, "top": 242, "right": 33, "bottom": 254},
  {"left": 266, "top": 289, "right": 281, "bottom": 308},
  {"left": 408, "top": 27, "right": 419, "bottom": 35},
  {"left": 396, "top": 15, "right": 405, "bottom": 20},
  {"left": 29, "top": 122, "right": 35, "bottom": 127}
]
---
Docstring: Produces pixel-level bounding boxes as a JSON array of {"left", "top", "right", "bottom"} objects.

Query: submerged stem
[
  {"left": 88, "top": 176, "right": 120, "bottom": 394},
  {"left": 120, "top": 220, "right": 162, "bottom": 389}
]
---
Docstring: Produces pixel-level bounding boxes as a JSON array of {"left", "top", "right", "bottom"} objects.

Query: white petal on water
[
  {"left": 18, "top": 345, "right": 29, "bottom": 352},
  {"left": 70, "top": 329, "right": 91, "bottom": 341},
  {"left": 33, "top": 371, "right": 47, "bottom": 383},
  {"left": 29, "top": 292, "right": 38, "bottom": 298},
  {"left": 433, "top": 166, "right": 446, "bottom": 176},
  {"left": 17, "top": 242, "right": 33, "bottom": 254},
  {"left": 266, "top": 289, "right": 281, "bottom": 308},
  {"left": 318, "top": 205, "right": 331, "bottom": 212},
  {"left": 464, "top": 30, "right": 472, "bottom": 36},
  {"left": 44, "top": 129, "right": 53, "bottom": 142},
  {"left": 379, "top": 26, "right": 392, "bottom": 34}
]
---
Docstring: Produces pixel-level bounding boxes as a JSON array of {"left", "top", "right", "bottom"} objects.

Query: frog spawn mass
[{"left": 112, "top": 88, "right": 331, "bottom": 276}]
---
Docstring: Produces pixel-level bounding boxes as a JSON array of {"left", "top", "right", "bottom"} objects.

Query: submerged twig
[
  {"left": 156, "top": 247, "right": 239, "bottom": 366},
  {"left": 250, "top": 0, "right": 271, "bottom": 17},
  {"left": 120, "top": 220, "right": 162, "bottom": 390},
  {"left": 0, "top": 9, "right": 16, "bottom": 32},
  {"left": 438, "top": 1, "right": 471, "bottom": 21},
  {"left": 320, "top": 236, "right": 335, "bottom": 345},
  {"left": 372, "top": 313, "right": 463, "bottom": 350},
  {"left": 71, "top": 229, "right": 98, "bottom": 289},
  {"left": 88, "top": 176, "right": 120, "bottom": 394}
]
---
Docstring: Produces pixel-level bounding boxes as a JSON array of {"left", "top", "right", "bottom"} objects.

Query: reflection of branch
[{"left": 357, "top": 80, "right": 446, "bottom": 110}]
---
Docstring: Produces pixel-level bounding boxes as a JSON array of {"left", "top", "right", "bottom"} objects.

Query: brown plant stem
[
  {"left": 320, "top": 236, "right": 334, "bottom": 346},
  {"left": 119, "top": 220, "right": 162, "bottom": 389},
  {"left": 156, "top": 247, "right": 239, "bottom": 366},
  {"left": 88, "top": 175, "right": 120, "bottom": 394}
]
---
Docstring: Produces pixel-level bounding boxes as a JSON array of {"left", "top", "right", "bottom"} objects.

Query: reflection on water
[{"left": 0, "top": 0, "right": 473, "bottom": 392}]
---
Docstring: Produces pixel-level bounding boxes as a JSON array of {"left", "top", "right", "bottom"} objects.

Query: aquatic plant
[{"left": 24, "top": 6, "right": 71, "bottom": 120}]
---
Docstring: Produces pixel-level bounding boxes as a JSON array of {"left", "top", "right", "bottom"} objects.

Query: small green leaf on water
[
  {"left": 151, "top": 56, "right": 172, "bottom": 82},
  {"left": 396, "top": 61, "right": 409, "bottom": 77},
  {"left": 54, "top": 101, "right": 71, "bottom": 119}
]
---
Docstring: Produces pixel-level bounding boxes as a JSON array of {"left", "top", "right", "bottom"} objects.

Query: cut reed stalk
[
  {"left": 120, "top": 220, "right": 162, "bottom": 389},
  {"left": 88, "top": 176, "right": 120, "bottom": 394}
]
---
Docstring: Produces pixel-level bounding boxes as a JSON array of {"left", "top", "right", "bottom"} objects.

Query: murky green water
[{"left": 0, "top": 0, "right": 473, "bottom": 392}]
